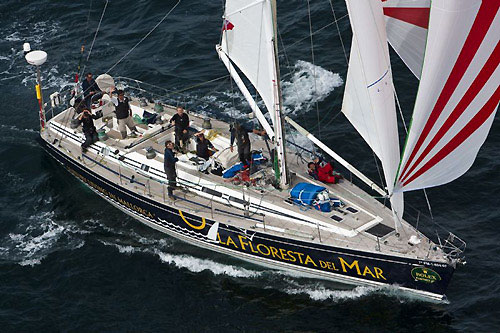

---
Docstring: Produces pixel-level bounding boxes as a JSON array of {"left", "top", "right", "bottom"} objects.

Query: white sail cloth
[
  {"left": 220, "top": 0, "right": 278, "bottom": 127},
  {"left": 343, "top": 0, "right": 403, "bottom": 218},
  {"left": 382, "top": 0, "right": 430, "bottom": 79},
  {"left": 395, "top": 0, "right": 500, "bottom": 192}
]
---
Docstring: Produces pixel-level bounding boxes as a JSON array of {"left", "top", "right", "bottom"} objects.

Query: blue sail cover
[{"left": 290, "top": 182, "right": 326, "bottom": 206}]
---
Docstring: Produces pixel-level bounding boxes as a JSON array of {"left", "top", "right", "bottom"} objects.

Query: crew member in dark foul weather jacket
[
  {"left": 194, "top": 131, "right": 217, "bottom": 160},
  {"left": 81, "top": 72, "right": 101, "bottom": 108},
  {"left": 164, "top": 140, "right": 179, "bottom": 198},
  {"left": 169, "top": 106, "right": 190, "bottom": 151},
  {"left": 230, "top": 122, "right": 266, "bottom": 167},
  {"left": 112, "top": 89, "right": 138, "bottom": 139},
  {"left": 78, "top": 108, "right": 99, "bottom": 152}
]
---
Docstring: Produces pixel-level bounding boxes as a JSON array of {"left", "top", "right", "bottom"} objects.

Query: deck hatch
[
  {"left": 365, "top": 223, "right": 394, "bottom": 238},
  {"left": 330, "top": 215, "right": 343, "bottom": 222},
  {"left": 346, "top": 207, "right": 358, "bottom": 214}
]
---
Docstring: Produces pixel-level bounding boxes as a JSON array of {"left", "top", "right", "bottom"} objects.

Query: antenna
[{"left": 24, "top": 43, "right": 48, "bottom": 130}]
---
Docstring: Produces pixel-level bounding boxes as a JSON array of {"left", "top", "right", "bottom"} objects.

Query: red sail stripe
[
  {"left": 399, "top": 1, "right": 499, "bottom": 182},
  {"left": 399, "top": 41, "right": 500, "bottom": 183},
  {"left": 383, "top": 7, "right": 430, "bottom": 29},
  {"left": 402, "top": 85, "right": 500, "bottom": 188}
]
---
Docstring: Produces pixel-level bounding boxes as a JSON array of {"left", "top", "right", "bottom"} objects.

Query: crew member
[
  {"left": 81, "top": 72, "right": 101, "bottom": 108},
  {"left": 78, "top": 108, "right": 99, "bottom": 152},
  {"left": 164, "top": 140, "right": 179, "bottom": 198},
  {"left": 169, "top": 106, "right": 190, "bottom": 152},
  {"left": 194, "top": 131, "right": 217, "bottom": 160},
  {"left": 308, "top": 157, "right": 342, "bottom": 184},
  {"left": 113, "top": 90, "right": 138, "bottom": 139},
  {"left": 230, "top": 122, "right": 266, "bottom": 167}
]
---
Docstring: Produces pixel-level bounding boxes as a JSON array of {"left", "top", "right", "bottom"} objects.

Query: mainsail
[
  {"left": 395, "top": 0, "right": 500, "bottom": 192},
  {"left": 382, "top": 0, "right": 430, "bottom": 79},
  {"left": 218, "top": 0, "right": 289, "bottom": 187},
  {"left": 219, "top": 0, "right": 277, "bottom": 127},
  {"left": 342, "top": 0, "right": 403, "bottom": 217}
]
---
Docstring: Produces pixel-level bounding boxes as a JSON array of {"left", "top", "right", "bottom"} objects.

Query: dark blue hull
[{"left": 40, "top": 138, "right": 455, "bottom": 301}]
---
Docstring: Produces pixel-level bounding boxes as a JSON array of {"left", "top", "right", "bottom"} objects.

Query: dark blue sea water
[{"left": 1, "top": 1, "right": 499, "bottom": 331}]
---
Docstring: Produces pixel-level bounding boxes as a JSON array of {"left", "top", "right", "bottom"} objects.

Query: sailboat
[{"left": 26, "top": 0, "right": 498, "bottom": 302}]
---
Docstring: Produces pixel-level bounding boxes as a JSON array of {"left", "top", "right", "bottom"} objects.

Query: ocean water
[{"left": 0, "top": 0, "right": 499, "bottom": 332}]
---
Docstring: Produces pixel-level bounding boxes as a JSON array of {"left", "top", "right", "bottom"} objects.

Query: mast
[{"left": 270, "top": 0, "right": 289, "bottom": 188}]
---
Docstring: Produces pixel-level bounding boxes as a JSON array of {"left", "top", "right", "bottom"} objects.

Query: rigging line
[
  {"left": 394, "top": 90, "right": 408, "bottom": 133},
  {"left": 169, "top": 75, "right": 230, "bottom": 94},
  {"left": 393, "top": 85, "right": 433, "bottom": 221},
  {"left": 186, "top": 76, "right": 230, "bottom": 117},
  {"left": 277, "top": 28, "right": 300, "bottom": 114},
  {"left": 277, "top": 27, "right": 316, "bottom": 158},
  {"left": 306, "top": 0, "right": 321, "bottom": 139},
  {"left": 279, "top": 14, "right": 349, "bottom": 54},
  {"left": 251, "top": 1, "right": 266, "bottom": 126},
  {"left": 77, "top": 0, "right": 94, "bottom": 80},
  {"left": 372, "top": 147, "right": 386, "bottom": 191},
  {"left": 328, "top": 0, "right": 348, "bottom": 64},
  {"left": 84, "top": 0, "right": 108, "bottom": 69},
  {"left": 106, "top": 0, "right": 181, "bottom": 74},
  {"left": 221, "top": 1, "right": 237, "bottom": 120},
  {"left": 306, "top": 85, "right": 344, "bottom": 132},
  {"left": 84, "top": 0, "right": 93, "bottom": 45},
  {"left": 277, "top": 27, "right": 306, "bottom": 118}
]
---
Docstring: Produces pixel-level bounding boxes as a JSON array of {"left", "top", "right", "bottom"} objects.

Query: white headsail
[
  {"left": 342, "top": 0, "right": 403, "bottom": 218},
  {"left": 395, "top": 0, "right": 500, "bottom": 192},
  {"left": 382, "top": 0, "right": 430, "bottom": 79}
]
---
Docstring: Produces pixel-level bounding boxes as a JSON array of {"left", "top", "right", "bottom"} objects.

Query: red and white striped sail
[
  {"left": 343, "top": 0, "right": 403, "bottom": 218},
  {"left": 395, "top": 0, "right": 500, "bottom": 193},
  {"left": 382, "top": 0, "right": 430, "bottom": 79}
]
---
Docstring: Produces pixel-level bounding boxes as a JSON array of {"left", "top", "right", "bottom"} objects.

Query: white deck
[{"left": 41, "top": 97, "right": 449, "bottom": 264}]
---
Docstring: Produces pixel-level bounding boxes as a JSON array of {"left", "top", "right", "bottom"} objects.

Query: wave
[
  {"left": 282, "top": 60, "right": 343, "bottom": 115},
  {"left": 1, "top": 19, "right": 74, "bottom": 90},
  {"left": 181, "top": 60, "right": 342, "bottom": 124},
  {"left": 155, "top": 249, "right": 263, "bottom": 278},
  {"left": 1, "top": 211, "right": 85, "bottom": 266},
  {"left": 97, "top": 235, "right": 262, "bottom": 279},
  {"left": 284, "top": 281, "right": 379, "bottom": 302},
  {"left": 3, "top": 20, "right": 62, "bottom": 45},
  {"left": 20, "top": 64, "right": 74, "bottom": 90},
  {"left": 91, "top": 225, "right": 422, "bottom": 304},
  {"left": 0, "top": 123, "right": 38, "bottom": 134}
]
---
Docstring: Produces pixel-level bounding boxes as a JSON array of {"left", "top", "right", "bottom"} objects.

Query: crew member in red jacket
[{"left": 308, "top": 157, "right": 342, "bottom": 184}]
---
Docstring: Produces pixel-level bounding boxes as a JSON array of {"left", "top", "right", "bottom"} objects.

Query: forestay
[
  {"left": 382, "top": 0, "right": 430, "bottom": 79},
  {"left": 342, "top": 0, "right": 403, "bottom": 218},
  {"left": 395, "top": 0, "right": 500, "bottom": 192}
]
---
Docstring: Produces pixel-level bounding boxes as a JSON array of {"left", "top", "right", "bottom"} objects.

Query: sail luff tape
[{"left": 35, "top": 84, "right": 41, "bottom": 100}]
